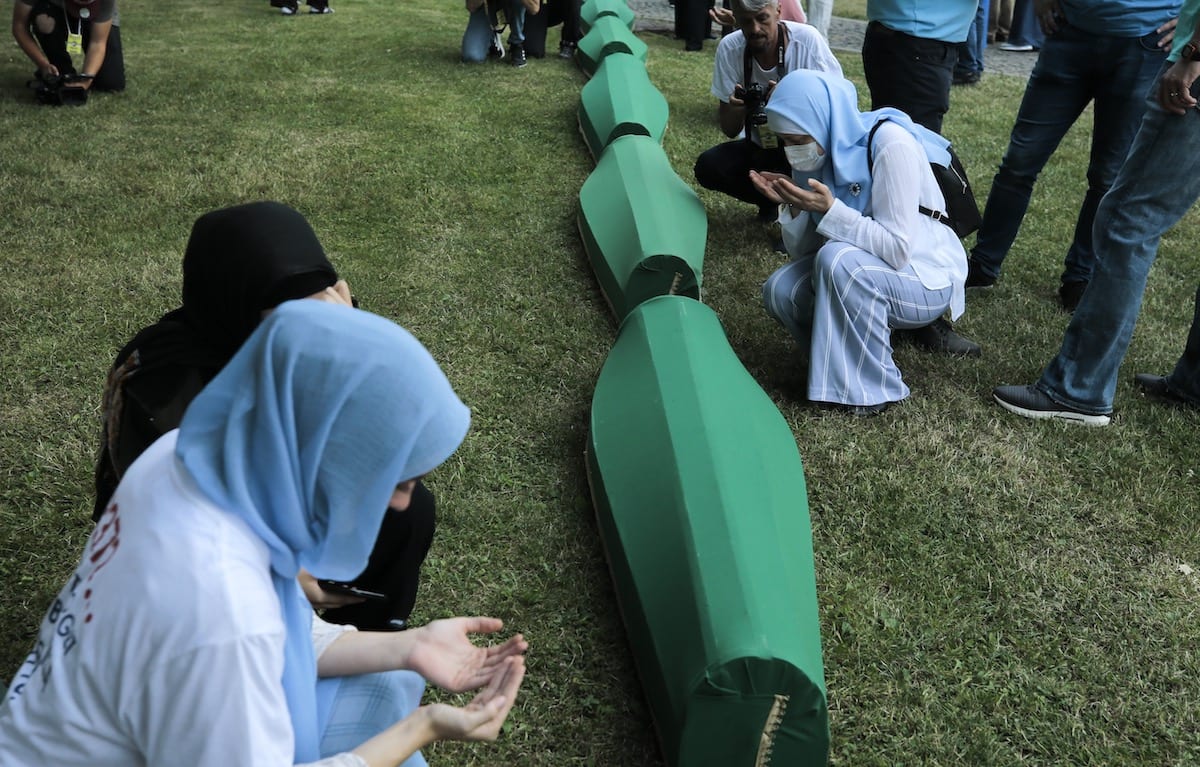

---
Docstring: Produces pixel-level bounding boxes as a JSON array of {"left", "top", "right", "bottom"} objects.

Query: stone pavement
[{"left": 623, "top": 2, "right": 1038, "bottom": 80}]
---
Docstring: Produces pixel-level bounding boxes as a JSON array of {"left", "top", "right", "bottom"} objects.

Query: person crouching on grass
[
  {"left": 755, "top": 70, "right": 970, "bottom": 416},
  {"left": 0, "top": 300, "right": 527, "bottom": 767},
  {"left": 11, "top": 0, "right": 124, "bottom": 103}
]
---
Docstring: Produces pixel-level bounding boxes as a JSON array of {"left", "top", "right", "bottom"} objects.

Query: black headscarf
[{"left": 93, "top": 201, "right": 338, "bottom": 517}]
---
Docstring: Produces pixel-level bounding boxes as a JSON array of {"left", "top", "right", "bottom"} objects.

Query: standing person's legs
[
  {"left": 861, "top": 21, "right": 956, "bottom": 134},
  {"left": 1165, "top": 286, "right": 1200, "bottom": 403},
  {"left": 1060, "top": 30, "right": 1167, "bottom": 287},
  {"left": 969, "top": 33, "right": 1092, "bottom": 282},
  {"left": 804, "top": 0, "right": 832, "bottom": 38},
  {"left": 955, "top": 0, "right": 987, "bottom": 81},
  {"left": 807, "top": 242, "right": 952, "bottom": 407},
  {"left": 1036, "top": 92, "right": 1200, "bottom": 414}
]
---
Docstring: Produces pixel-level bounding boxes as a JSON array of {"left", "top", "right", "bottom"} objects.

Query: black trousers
[
  {"left": 322, "top": 481, "right": 437, "bottom": 630},
  {"left": 29, "top": 0, "right": 125, "bottom": 91},
  {"left": 861, "top": 20, "right": 957, "bottom": 134},
  {"left": 524, "top": 0, "right": 582, "bottom": 57},
  {"left": 694, "top": 139, "right": 790, "bottom": 215},
  {"left": 674, "top": 0, "right": 713, "bottom": 50}
]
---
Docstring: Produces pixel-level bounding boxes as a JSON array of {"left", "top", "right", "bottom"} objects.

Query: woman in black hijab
[{"left": 93, "top": 200, "right": 435, "bottom": 631}]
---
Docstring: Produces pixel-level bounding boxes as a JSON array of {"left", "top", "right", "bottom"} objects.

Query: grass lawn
[{"left": 2, "top": 2, "right": 1199, "bottom": 765}]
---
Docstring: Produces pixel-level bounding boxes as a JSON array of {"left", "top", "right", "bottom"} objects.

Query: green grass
[{"left": 2, "top": 2, "right": 1199, "bottom": 765}]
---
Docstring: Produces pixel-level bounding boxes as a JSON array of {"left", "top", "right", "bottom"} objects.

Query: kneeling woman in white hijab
[{"left": 753, "top": 69, "right": 968, "bottom": 415}]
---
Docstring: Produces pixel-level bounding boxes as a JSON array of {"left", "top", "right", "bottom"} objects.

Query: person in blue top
[
  {"left": 993, "top": 0, "right": 1200, "bottom": 425},
  {"left": 861, "top": 0, "right": 977, "bottom": 135},
  {"left": 967, "top": 0, "right": 1181, "bottom": 313}
]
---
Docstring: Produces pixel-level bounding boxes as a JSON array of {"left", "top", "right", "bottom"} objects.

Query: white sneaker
[
  {"left": 280, "top": 5, "right": 296, "bottom": 14},
  {"left": 489, "top": 27, "right": 505, "bottom": 58},
  {"left": 309, "top": 4, "right": 333, "bottom": 12}
]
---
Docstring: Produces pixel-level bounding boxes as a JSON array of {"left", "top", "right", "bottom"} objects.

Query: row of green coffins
[{"left": 575, "top": 2, "right": 831, "bottom": 764}]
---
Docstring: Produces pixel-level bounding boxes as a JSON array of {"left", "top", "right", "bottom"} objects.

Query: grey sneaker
[{"left": 993, "top": 385, "right": 1110, "bottom": 426}]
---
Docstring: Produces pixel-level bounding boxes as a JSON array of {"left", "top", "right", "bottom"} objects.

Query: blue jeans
[
  {"left": 970, "top": 23, "right": 1166, "bottom": 285},
  {"left": 955, "top": 0, "right": 988, "bottom": 78},
  {"left": 462, "top": 1, "right": 526, "bottom": 63},
  {"left": 1006, "top": 0, "right": 1044, "bottom": 49},
  {"left": 1037, "top": 66, "right": 1200, "bottom": 414}
]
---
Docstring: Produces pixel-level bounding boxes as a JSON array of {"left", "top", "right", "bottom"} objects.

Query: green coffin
[
  {"left": 577, "top": 15, "right": 648, "bottom": 78},
  {"left": 587, "top": 295, "right": 829, "bottom": 767},
  {"left": 578, "top": 52, "right": 669, "bottom": 160},
  {"left": 578, "top": 134, "right": 705, "bottom": 322},
  {"left": 580, "top": 0, "right": 636, "bottom": 34}
]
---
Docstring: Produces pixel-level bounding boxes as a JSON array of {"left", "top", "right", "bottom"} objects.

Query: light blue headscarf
[
  {"left": 764, "top": 70, "right": 952, "bottom": 215},
  {"left": 175, "top": 300, "right": 470, "bottom": 761}
]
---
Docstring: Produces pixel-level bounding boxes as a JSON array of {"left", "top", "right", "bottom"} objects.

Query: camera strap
[
  {"left": 64, "top": 7, "right": 83, "bottom": 55},
  {"left": 742, "top": 22, "right": 786, "bottom": 148}
]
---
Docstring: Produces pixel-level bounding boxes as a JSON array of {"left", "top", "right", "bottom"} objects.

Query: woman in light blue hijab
[{"left": 752, "top": 69, "right": 970, "bottom": 415}]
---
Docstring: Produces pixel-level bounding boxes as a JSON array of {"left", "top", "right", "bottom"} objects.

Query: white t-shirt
[
  {"left": 0, "top": 432, "right": 362, "bottom": 767},
  {"left": 710, "top": 21, "right": 844, "bottom": 143}
]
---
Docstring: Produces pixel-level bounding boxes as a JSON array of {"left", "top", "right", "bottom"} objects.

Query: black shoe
[
  {"left": 965, "top": 259, "right": 996, "bottom": 289},
  {"left": 558, "top": 41, "right": 576, "bottom": 59},
  {"left": 510, "top": 43, "right": 527, "bottom": 67},
  {"left": 993, "top": 384, "right": 1111, "bottom": 426},
  {"left": 1133, "top": 373, "right": 1199, "bottom": 409},
  {"left": 771, "top": 237, "right": 787, "bottom": 254},
  {"left": 1058, "top": 280, "right": 1087, "bottom": 313},
  {"left": 909, "top": 317, "right": 982, "bottom": 357},
  {"left": 952, "top": 70, "right": 981, "bottom": 86},
  {"left": 684, "top": 41, "right": 703, "bottom": 51}
]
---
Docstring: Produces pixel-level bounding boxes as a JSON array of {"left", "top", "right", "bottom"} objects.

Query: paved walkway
[{"left": 625, "top": 3, "right": 1038, "bottom": 80}]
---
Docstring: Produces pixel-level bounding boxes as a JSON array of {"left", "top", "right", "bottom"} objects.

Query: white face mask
[{"left": 784, "top": 142, "right": 825, "bottom": 172}]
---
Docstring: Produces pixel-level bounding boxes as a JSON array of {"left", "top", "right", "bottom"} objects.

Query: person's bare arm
[
  {"left": 718, "top": 98, "right": 745, "bottom": 138},
  {"left": 349, "top": 657, "right": 525, "bottom": 767},
  {"left": 77, "top": 19, "right": 112, "bottom": 89},
  {"left": 11, "top": 2, "right": 56, "bottom": 77}
]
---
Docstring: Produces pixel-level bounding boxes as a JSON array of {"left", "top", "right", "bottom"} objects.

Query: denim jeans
[
  {"left": 462, "top": 0, "right": 526, "bottom": 63},
  {"left": 955, "top": 0, "right": 988, "bottom": 78},
  {"left": 971, "top": 23, "right": 1166, "bottom": 285},
  {"left": 1005, "top": 0, "right": 1044, "bottom": 49},
  {"left": 1037, "top": 67, "right": 1200, "bottom": 414}
]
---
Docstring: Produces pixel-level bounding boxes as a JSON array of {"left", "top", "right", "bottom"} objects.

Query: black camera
[
  {"left": 29, "top": 72, "right": 91, "bottom": 107},
  {"left": 734, "top": 82, "right": 769, "bottom": 133}
]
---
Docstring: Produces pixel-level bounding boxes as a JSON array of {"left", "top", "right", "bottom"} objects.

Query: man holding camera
[
  {"left": 693, "top": 0, "right": 841, "bottom": 221},
  {"left": 12, "top": 0, "right": 125, "bottom": 105}
]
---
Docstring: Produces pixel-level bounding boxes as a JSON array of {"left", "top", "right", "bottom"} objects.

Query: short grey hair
[{"left": 731, "top": 0, "right": 778, "bottom": 14}]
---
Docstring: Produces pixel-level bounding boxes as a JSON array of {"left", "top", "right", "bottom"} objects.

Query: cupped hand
[
  {"left": 408, "top": 617, "right": 528, "bottom": 693},
  {"left": 425, "top": 656, "right": 526, "bottom": 742},
  {"left": 749, "top": 170, "right": 791, "bottom": 204}
]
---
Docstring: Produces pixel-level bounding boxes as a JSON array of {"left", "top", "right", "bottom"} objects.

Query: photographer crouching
[
  {"left": 692, "top": 0, "right": 841, "bottom": 223},
  {"left": 12, "top": 0, "right": 125, "bottom": 106}
]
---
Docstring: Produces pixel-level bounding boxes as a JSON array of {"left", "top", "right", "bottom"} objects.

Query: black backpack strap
[{"left": 866, "top": 117, "right": 957, "bottom": 230}]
